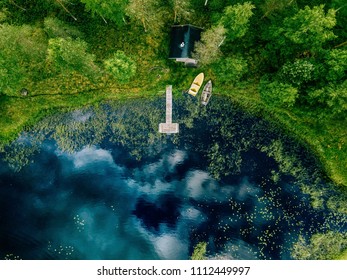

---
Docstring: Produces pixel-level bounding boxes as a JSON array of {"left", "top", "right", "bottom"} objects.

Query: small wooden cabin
[{"left": 168, "top": 24, "right": 203, "bottom": 67}]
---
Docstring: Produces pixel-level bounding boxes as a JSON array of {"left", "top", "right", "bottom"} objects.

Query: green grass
[
  {"left": 0, "top": 82, "right": 158, "bottom": 148},
  {"left": 269, "top": 108, "right": 346, "bottom": 187}
]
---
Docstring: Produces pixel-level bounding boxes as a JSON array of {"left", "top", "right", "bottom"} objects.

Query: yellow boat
[{"left": 187, "top": 73, "right": 204, "bottom": 96}]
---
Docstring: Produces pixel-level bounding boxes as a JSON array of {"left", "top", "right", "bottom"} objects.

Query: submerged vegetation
[
  {"left": 0, "top": 0, "right": 346, "bottom": 259},
  {"left": 1, "top": 96, "right": 346, "bottom": 259},
  {"left": 191, "top": 242, "right": 207, "bottom": 260},
  {"left": 292, "top": 232, "right": 347, "bottom": 260}
]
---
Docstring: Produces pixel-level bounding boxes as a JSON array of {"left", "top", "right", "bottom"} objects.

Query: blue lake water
[{"left": 0, "top": 96, "right": 346, "bottom": 259}]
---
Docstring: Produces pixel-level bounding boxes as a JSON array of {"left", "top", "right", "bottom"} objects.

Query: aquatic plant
[
  {"left": 191, "top": 242, "right": 207, "bottom": 260},
  {"left": 292, "top": 232, "right": 347, "bottom": 260}
]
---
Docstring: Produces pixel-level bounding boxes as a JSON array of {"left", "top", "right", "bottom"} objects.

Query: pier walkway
[{"left": 159, "top": 85, "right": 179, "bottom": 134}]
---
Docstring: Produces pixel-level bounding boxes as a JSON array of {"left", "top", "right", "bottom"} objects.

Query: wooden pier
[{"left": 159, "top": 85, "right": 179, "bottom": 134}]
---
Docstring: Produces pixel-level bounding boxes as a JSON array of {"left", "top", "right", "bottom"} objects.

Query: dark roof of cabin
[{"left": 169, "top": 25, "right": 203, "bottom": 59}]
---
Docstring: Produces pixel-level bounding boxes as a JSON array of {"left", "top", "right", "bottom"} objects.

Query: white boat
[{"left": 200, "top": 80, "right": 212, "bottom": 105}]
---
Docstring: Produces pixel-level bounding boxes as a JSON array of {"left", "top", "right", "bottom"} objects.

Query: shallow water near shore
[{"left": 0, "top": 95, "right": 346, "bottom": 259}]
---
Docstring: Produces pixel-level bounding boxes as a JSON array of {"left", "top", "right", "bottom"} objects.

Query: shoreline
[{"left": 0, "top": 85, "right": 346, "bottom": 189}]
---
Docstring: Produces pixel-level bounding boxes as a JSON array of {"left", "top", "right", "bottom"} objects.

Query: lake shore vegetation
[{"left": 1, "top": 0, "right": 345, "bottom": 187}]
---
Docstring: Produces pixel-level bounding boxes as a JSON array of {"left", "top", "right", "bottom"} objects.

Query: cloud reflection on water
[
  {"left": 39, "top": 142, "right": 261, "bottom": 260},
  {"left": 1, "top": 97, "right": 344, "bottom": 261}
]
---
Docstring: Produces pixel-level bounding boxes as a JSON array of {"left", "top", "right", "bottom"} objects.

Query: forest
[{"left": 0, "top": 1, "right": 346, "bottom": 187}]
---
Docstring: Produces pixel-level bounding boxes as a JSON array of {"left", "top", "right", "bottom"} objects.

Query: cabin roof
[{"left": 169, "top": 24, "right": 203, "bottom": 59}]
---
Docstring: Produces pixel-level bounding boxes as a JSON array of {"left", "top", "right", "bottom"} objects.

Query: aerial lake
[{"left": 0, "top": 95, "right": 346, "bottom": 259}]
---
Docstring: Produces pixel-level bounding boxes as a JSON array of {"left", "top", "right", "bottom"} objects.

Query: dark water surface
[{"left": 0, "top": 96, "right": 346, "bottom": 259}]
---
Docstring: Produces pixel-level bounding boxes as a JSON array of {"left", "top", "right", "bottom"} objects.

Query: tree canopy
[
  {"left": 80, "top": 0, "right": 127, "bottom": 26},
  {"left": 220, "top": 2, "right": 255, "bottom": 41},
  {"left": 193, "top": 25, "right": 226, "bottom": 65}
]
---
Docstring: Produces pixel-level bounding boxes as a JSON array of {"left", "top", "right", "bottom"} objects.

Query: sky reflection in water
[{"left": 0, "top": 97, "right": 345, "bottom": 260}]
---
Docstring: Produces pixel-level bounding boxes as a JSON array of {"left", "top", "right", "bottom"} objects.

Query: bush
[
  {"left": 103, "top": 51, "right": 137, "bottom": 83},
  {"left": 213, "top": 55, "right": 248, "bottom": 85},
  {"left": 259, "top": 78, "right": 298, "bottom": 108},
  {"left": 308, "top": 81, "right": 347, "bottom": 118},
  {"left": 279, "top": 59, "right": 316, "bottom": 86},
  {"left": 46, "top": 37, "right": 99, "bottom": 79},
  {"left": 325, "top": 49, "right": 347, "bottom": 83}
]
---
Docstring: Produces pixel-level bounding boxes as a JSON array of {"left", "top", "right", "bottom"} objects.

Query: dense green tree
[
  {"left": 191, "top": 0, "right": 228, "bottom": 24},
  {"left": 53, "top": 0, "right": 79, "bottom": 21},
  {"left": 170, "top": 0, "right": 191, "bottom": 23},
  {"left": 126, "top": 0, "right": 165, "bottom": 33},
  {"left": 308, "top": 81, "right": 347, "bottom": 118},
  {"left": 80, "top": 0, "right": 127, "bottom": 26},
  {"left": 268, "top": 5, "right": 337, "bottom": 58},
  {"left": 0, "top": 7, "right": 8, "bottom": 22},
  {"left": 324, "top": 49, "right": 347, "bottom": 82},
  {"left": 103, "top": 51, "right": 136, "bottom": 83},
  {"left": 206, "top": 0, "right": 228, "bottom": 11},
  {"left": 259, "top": 79, "right": 298, "bottom": 108},
  {"left": 192, "top": 24, "right": 226, "bottom": 65},
  {"left": 284, "top": 5, "right": 336, "bottom": 49},
  {"left": 331, "top": 0, "right": 347, "bottom": 40},
  {"left": 46, "top": 37, "right": 99, "bottom": 78},
  {"left": 0, "top": 24, "right": 46, "bottom": 95},
  {"left": 212, "top": 55, "right": 248, "bottom": 85},
  {"left": 220, "top": 2, "right": 255, "bottom": 41},
  {"left": 279, "top": 59, "right": 316, "bottom": 86},
  {"left": 0, "top": 0, "right": 80, "bottom": 23},
  {"left": 260, "top": 0, "right": 296, "bottom": 19}
]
